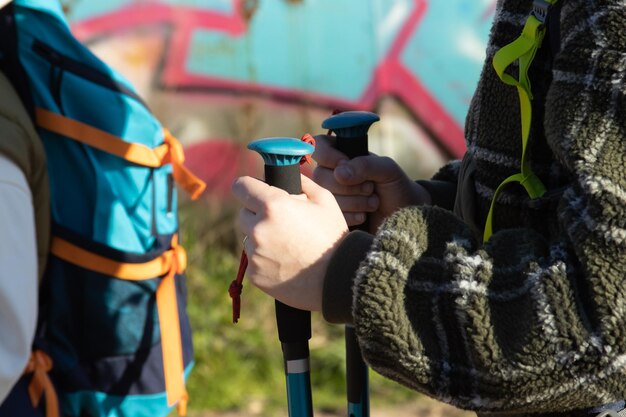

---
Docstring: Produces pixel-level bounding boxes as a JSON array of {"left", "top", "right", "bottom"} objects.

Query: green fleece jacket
[{"left": 322, "top": 0, "right": 626, "bottom": 414}]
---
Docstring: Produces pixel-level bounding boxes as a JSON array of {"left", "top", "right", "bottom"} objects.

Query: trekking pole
[
  {"left": 321, "top": 111, "right": 380, "bottom": 417},
  {"left": 248, "top": 137, "right": 317, "bottom": 417}
]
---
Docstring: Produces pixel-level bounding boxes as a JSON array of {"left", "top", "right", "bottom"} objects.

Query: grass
[{"left": 178, "top": 200, "right": 419, "bottom": 416}]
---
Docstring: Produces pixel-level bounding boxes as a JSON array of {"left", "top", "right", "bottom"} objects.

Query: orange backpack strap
[
  {"left": 36, "top": 108, "right": 206, "bottom": 199},
  {"left": 50, "top": 235, "right": 189, "bottom": 414},
  {"left": 23, "top": 350, "right": 59, "bottom": 417},
  {"left": 162, "top": 129, "right": 206, "bottom": 200}
]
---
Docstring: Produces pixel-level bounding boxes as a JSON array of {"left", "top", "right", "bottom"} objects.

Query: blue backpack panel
[{"left": 0, "top": 1, "right": 206, "bottom": 416}]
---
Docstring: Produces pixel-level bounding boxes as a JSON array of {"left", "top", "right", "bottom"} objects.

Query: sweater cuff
[
  {"left": 322, "top": 230, "right": 374, "bottom": 324},
  {"left": 416, "top": 180, "right": 457, "bottom": 211}
]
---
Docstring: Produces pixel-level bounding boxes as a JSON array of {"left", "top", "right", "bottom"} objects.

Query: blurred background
[{"left": 62, "top": 0, "right": 494, "bottom": 415}]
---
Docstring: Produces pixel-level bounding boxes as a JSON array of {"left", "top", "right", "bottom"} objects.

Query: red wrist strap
[{"left": 229, "top": 250, "right": 248, "bottom": 324}]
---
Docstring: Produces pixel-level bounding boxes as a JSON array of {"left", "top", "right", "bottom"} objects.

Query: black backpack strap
[
  {"left": 0, "top": 2, "right": 35, "bottom": 120},
  {"left": 547, "top": 0, "right": 562, "bottom": 56}
]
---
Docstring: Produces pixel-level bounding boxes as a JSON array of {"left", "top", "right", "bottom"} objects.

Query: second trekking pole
[
  {"left": 248, "top": 137, "right": 316, "bottom": 417},
  {"left": 322, "top": 111, "right": 380, "bottom": 417}
]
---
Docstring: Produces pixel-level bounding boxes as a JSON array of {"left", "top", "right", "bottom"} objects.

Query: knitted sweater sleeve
[{"left": 352, "top": 2, "right": 626, "bottom": 413}]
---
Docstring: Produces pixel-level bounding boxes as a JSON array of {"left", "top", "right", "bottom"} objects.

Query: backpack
[{"left": 0, "top": 1, "right": 206, "bottom": 416}]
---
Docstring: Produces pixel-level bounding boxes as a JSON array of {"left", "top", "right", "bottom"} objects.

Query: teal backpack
[{"left": 0, "top": 1, "right": 206, "bottom": 416}]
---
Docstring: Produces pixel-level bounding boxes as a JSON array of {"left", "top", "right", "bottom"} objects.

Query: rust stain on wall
[{"left": 239, "top": 0, "right": 259, "bottom": 23}]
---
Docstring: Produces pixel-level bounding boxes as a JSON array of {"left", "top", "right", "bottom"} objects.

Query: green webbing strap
[{"left": 483, "top": 0, "right": 558, "bottom": 242}]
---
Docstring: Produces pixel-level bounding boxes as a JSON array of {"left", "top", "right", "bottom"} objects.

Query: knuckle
[
  {"left": 264, "top": 193, "right": 289, "bottom": 216},
  {"left": 237, "top": 208, "right": 246, "bottom": 224},
  {"left": 263, "top": 199, "right": 279, "bottom": 216},
  {"left": 337, "top": 183, "right": 351, "bottom": 195},
  {"left": 312, "top": 167, "right": 326, "bottom": 184},
  {"left": 380, "top": 156, "right": 394, "bottom": 165},
  {"left": 248, "top": 229, "right": 261, "bottom": 246},
  {"left": 345, "top": 212, "right": 365, "bottom": 226},
  {"left": 337, "top": 195, "right": 359, "bottom": 212},
  {"left": 318, "top": 187, "right": 335, "bottom": 203}
]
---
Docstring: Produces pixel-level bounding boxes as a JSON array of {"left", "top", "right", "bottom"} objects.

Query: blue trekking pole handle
[
  {"left": 248, "top": 138, "right": 316, "bottom": 417},
  {"left": 322, "top": 111, "right": 380, "bottom": 417}
]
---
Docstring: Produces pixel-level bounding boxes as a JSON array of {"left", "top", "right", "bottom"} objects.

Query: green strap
[{"left": 483, "top": 2, "right": 558, "bottom": 242}]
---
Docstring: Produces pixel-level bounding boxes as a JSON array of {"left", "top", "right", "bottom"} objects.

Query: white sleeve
[{"left": 0, "top": 154, "right": 37, "bottom": 403}]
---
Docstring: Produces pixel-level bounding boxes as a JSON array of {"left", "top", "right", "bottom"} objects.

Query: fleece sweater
[{"left": 322, "top": 0, "right": 626, "bottom": 414}]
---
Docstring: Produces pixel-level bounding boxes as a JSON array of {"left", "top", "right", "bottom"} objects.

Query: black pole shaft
[
  {"left": 336, "top": 135, "right": 368, "bottom": 161},
  {"left": 345, "top": 325, "right": 368, "bottom": 416},
  {"left": 265, "top": 164, "right": 302, "bottom": 195},
  {"left": 264, "top": 163, "right": 314, "bottom": 417},
  {"left": 336, "top": 134, "right": 370, "bottom": 233},
  {"left": 335, "top": 133, "right": 370, "bottom": 417}
]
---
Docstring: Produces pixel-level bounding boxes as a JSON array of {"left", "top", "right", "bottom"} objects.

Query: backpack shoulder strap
[
  {"left": 547, "top": 0, "right": 562, "bottom": 56},
  {"left": 484, "top": 0, "right": 561, "bottom": 242},
  {"left": 0, "top": 2, "right": 35, "bottom": 119}
]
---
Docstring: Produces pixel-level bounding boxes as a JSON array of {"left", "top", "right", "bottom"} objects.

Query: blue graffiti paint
[
  {"left": 186, "top": 0, "right": 409, "bottom": 100},
  {"left": 401, "top": 0, "right": 493, "bottom": 125},
  {"left": 65, "top": 0, "right": 493, "bottom": 146},
  {"left": 64, "top": 0, "right": 233, "bottom": 22}
]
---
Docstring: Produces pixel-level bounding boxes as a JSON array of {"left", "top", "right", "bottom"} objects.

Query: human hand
[
  {"left": 231, "top": 174, "right": 349, "bottom": 311},
  {"left": 312, "top": 135, "right": 431, "bottom": 233}
]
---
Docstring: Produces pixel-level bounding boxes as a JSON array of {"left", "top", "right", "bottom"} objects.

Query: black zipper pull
[
  {"left": 49, "top": 65, "right": 64, "bottom": 114},
  {"left": 167, "top": 172, "right": 174, "bottom": 214}
]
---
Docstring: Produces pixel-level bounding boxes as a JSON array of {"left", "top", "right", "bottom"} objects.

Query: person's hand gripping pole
[
  {"left": 229, "top": 134, "right": 315, "bottom": 324},
  {"left": 246, "top": 137, "right": 316, "bottom": 417}
]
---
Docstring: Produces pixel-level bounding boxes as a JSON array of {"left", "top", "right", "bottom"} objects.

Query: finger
[
  {"left": 238, "top": 230, "right": 254, "bottom": 255},
  {"left": 300, "top": 174, "right": 331, "bottom": 204},
  {"left": 243, "top": 233, "right": 254, "bottom": 255},
  {"left": 335, "top": 194, "right": 379, "bottom": 213},
  {"left": 312, "top": 135, "right": 348, "bottom": 168},
  {"left": 313, "top": 166, "right": 374, "bottom": 196},
  {"left": 335, "top": 155, "right": 402, "bottom": 186},
  {"left": 238, "top": 207, "right": 257, "bottom": 237},
  {"left": 232, "top": 176, "right": 285, "bottom": 213},
  {"left": 344, "top": 212, "right": 367, "bottom": 227}
]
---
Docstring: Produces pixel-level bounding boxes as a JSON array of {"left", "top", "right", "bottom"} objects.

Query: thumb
[
  {"left": 300, "top": 174, "right": 332, "bottom": 203},
  {"left": 334, "top": 155, "right": 403, "bottom": 186}
]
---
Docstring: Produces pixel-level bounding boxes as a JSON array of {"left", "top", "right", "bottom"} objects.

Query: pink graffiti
[
  {"left": 71, "top": 0, "right": 478, "bottom": 158},
  {"left": 481, "top": 2, "right": 498, "bottom": 23}
]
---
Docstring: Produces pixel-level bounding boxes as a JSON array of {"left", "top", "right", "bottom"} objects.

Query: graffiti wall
[{"left": 63, "top": 0, "right": 495, "bottom": 197}]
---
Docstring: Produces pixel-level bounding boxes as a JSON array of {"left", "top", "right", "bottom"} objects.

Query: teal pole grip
[{"left": 322, "top": 111, "right": 379, "bottom": 160}]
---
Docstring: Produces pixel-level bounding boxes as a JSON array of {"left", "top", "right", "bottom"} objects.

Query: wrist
[
  {"left": 411, "top": 181, "right": 432, "bottom": 206},
  {"left": 322, "top": 230, "right": 374, "bottom": 324},
  {"left": 416, "top": 179, "right": 456, "bottom": 210}
]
